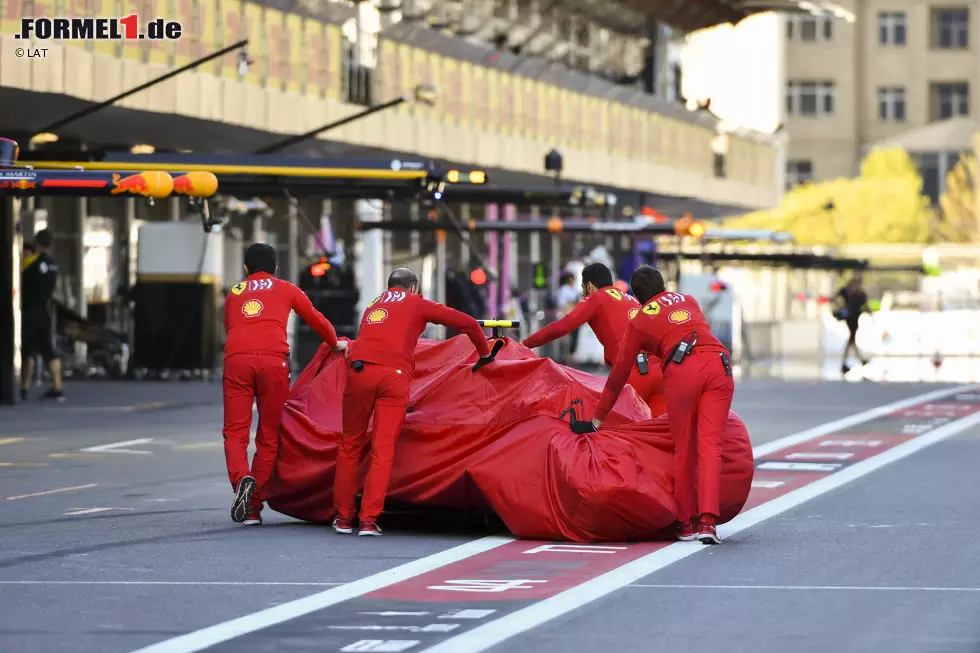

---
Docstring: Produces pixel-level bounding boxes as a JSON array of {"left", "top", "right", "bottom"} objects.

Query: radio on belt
[
  {"left": 352, "top": 360, "right": 365, "bottom": 372},
  {"left": 636, "top": 353, "right": 649, "bottom": 375},
  {"left": 670, "top": 332, "right": 699, "bottom": 365}
]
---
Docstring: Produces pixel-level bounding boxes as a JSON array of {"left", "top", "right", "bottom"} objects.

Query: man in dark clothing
[
  {"left": 836, "top": 273, "right": 870, "bottom": 375},
  {"left": 20, "top": 229, "right": 64, "bottom": 402}
]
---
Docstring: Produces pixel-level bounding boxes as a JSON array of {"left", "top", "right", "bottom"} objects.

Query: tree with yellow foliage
[
  {"left": 726, "top": 147, "right": 934, "bottom": 245},
  {"left": 937, "top": 153, "right": 980, "bottom": 243}
]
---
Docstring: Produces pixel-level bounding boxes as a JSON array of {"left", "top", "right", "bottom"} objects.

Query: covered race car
[{"left": 266, "top": 336, "right": 755, "bottom": 542}]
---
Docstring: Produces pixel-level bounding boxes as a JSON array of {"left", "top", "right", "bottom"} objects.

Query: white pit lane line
[{"left": 129, "top": 384, "right": 979, "bottom": 653}]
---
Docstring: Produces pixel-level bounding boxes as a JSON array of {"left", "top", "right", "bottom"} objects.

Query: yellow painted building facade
[{"left": 1, "top": 0, "right": 780, "bottom": 209}]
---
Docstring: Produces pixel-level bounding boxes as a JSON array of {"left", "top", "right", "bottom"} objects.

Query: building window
[
  {"left": 787, "top": 14, "right": 835, "bottom": 42},
  {"left": 931, "top": 82, "right": 970, "bottom": 119},
  {"left": 786, "top": 81, "right": 835, "bottom": 116},
  {"left": 878, "top": 11, "right": 907, "bottom": 45},
  {"left": 713, "top": 152, "right": 727, "bottom": 178},
  {"left": 913, "top": 153, "right": 941, "bottom": 205},
  {"left": 877, "top": 86, "right": 907, "bottom": 121},
  {"left": 786, "top": 160, "right": 813, "bottom": 189},
  {"left": 932, "top": 8, "right": 969, "bottom": 49}
]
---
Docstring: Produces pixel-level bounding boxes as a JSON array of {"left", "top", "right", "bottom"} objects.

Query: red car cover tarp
[{"left": 267, "top": 336, "right": 754, "bottom": 542}]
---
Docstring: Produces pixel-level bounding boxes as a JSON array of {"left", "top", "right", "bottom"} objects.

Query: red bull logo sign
[
  {"left": 110, "top": 171, "right": 174, "bottom": 198},
  {"left": 0, "top": 179, "right": 35, "bottom": 189},
  {"left": 171, "top": 171, "right": 219, "bottom": 198}
]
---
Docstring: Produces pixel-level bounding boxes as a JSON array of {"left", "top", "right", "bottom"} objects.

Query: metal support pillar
[
  {"left": 286, "top": 201, "right": 300, "bottom": 368},
  {"left": 120, "top": 198, "right": 135, "bottom": 348},
  {"left": 382, "top": 203, "right": 393, "bottom": 276},
  {"left": 1, "top": 198, "right": 17, "bottom": 405},
  {"left": 169, "top": 197, "right": 180, "bottom": 221},
  {"left": 409, "top": 202, "right": 420, "bottom": 257},
  {"left": 435, "top": 229, "right": 447, "bottom": 340},
  {"left": 355, "top": 199, "right": 385, "bottom": 322},
  {"left": 21, "top": 199, "right": 36, "bottom": 238},
  {"left": 528, "top": 205, "right": 541, "bottom": 333},
  {"left": 460, "top": 204, "right": 471, "bottom": 269},
  {"left": 251, "top": 215, "right": 265, "bottom": 244},
  {"left": 118, "top": 199, "right": 135, "bottom": 291},
  {"left": 486, "top": 203, "right": 499, "bottom": 318},
  {"left": 501, "top": 203, "right": 517, "bottom": 319},
  {"left": 549, "top": 206, "right": 561, "bottom": 299},
  {"left": 287, "top": 201, "right": 300, "bottom": 283},
  {"left": 73, "top": 198, "right": 88, "bottom": 367}
]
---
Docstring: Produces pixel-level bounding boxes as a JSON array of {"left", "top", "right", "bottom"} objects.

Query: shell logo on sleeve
[
  {"left": 366, "top": 308, "right": 389, "bottom": 324},
  {"left": 242, "top": 299, "right": 264, "bottom": 317},
  {"left": 628, "top": 308, "right": 639, "bottom": 320},
  {"left": 668, "top": 309, "right": 692, "bottom": 324}
]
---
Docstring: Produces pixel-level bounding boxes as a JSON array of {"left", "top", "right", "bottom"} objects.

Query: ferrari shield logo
[
  {"left": 668, "top": 309, "right": 692, "bottom": 324},
  {"left": 231, "top": 281, "right": 247, "bottom": 295},
  {"left": 629, "top": 308, "right": 639, "bottom": 320},
  {"left": 642, "top": 302, "right": 660, "bottom": 316},
  {"left": 604, "top": 289, "right": 623, "bottom": 301},
  {"left": 366, "top": 308, "right": 388, "bottom": 324}
]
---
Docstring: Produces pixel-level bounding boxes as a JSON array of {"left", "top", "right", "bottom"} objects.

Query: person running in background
[
  {"left": 20, "top": 230, "right": 65, "bottom": 402},
  {"left": 522, "top": 262, "right": 666, "bottom": 416},
  {"left": 835, "top": 273, "right": 870, "bottom": 375}
]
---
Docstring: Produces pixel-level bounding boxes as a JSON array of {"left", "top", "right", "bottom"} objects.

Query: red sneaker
[
  {"left": 697, "top": 516, "right": 722, "bottom": 545},
  {"left": 676, "top": 520, "right": 697, "bottom": 541},
  {"left": 358, "top": 521, "right": 383, "bottom": 537},
  {"left": 243, "top": 505, "right": 262, "bottom": 526},
  {"left": 332, "top": 517, "right": 354, "bottom": 534}
]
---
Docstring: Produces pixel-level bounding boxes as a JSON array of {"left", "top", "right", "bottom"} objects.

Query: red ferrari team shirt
[
  {"left": 522, "top": 286, "right": 658, "bottom": 369},
  {"left": 595, "top": 291, "right": 727, "bottom": 420},
  {"left": 350, "top": 289, "right": 491, "bottom": 375},
  {"left": 224, "top": 271, "right": 338, "bottom": 358}
]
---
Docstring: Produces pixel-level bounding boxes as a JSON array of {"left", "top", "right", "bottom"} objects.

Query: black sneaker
[
  {"left": 40, "top": 388, "right": 65, "bottom": 402},
  {"left": 231, "top": 476, "right": 257, "bottom": 523}
]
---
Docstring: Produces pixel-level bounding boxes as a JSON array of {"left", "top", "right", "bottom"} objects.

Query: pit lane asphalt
[{"left": 0, "top": 379, "right": 966, "bottom": 653}]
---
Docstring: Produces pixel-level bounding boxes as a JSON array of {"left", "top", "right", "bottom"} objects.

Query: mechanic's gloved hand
[
  {"left": 570, "top": 419, "right": 599, "bottom": 434},
  {"left": 472, "top": 338, "right": 505, "bottom": 373}
]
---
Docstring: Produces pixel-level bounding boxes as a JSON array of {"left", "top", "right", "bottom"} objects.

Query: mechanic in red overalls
[
  {"left": 577, "top": 265, "right": 733, "bottom": 544},
  {"left": 224, "top": 244, "right": 343, "bottom": 526},
  {"left": 521, "top": 262, "right": 666, "bottom": 416},
  {"left": 333, "top": 268, "right": 500, "bottom": 537}
]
